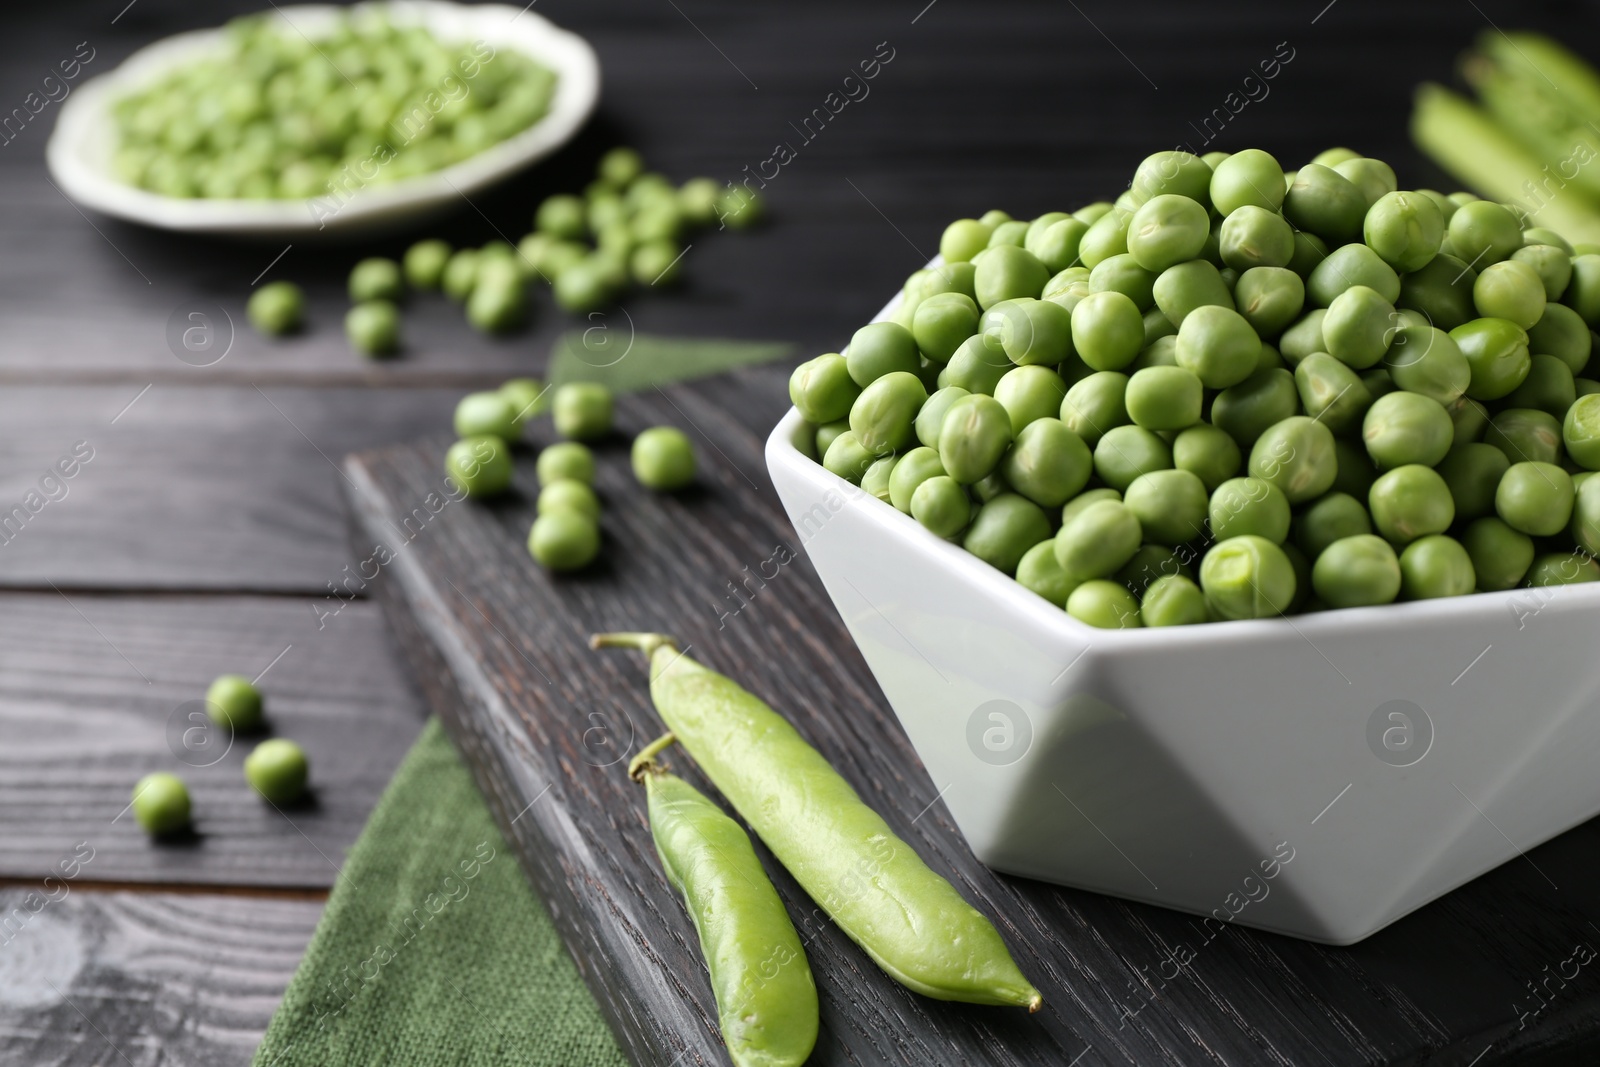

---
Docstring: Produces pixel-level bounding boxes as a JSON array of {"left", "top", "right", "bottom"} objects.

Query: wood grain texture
[
  {"left": 0, "top": 385, "right": 464, "bottom": 591},
  {"left": 0, "top": 888, "right": 322, "bottom": 1067},
  {"left": 345, "top": 368, "right": 1600, "bottom": 1066},
  {"left": 0, "top": 593, "right": 425, "bottom": 888}
]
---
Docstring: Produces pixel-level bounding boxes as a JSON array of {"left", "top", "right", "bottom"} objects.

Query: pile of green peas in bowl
[{"left": 790, "top": 146, "right": 1600, "bottom": 628}]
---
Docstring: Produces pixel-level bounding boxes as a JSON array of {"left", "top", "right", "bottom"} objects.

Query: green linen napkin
[{"left": 252, "top": 718, "right": 627, "bottom": 1067}]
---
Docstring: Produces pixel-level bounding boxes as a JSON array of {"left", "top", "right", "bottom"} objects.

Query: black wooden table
[{"left": 4, "top": 1, "right": 1600, "bottom": 1064}]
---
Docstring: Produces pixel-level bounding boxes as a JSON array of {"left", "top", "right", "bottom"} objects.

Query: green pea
[
  {"left": 1059, "top": 372, "right": 1128, "bottom": 445},
  {"left": 1527, "top": 303, "right": 1592, "bottom": 377},
  {"left": 1126, "top": 195, "right": 1209, "bottom": 272},
  {"left": 847, "top": 322, "right": 921, "bottom": 387},
  {"left": 1071, "top": 291, "right": 1144, "bottom": 371},
  {"left": 1362, "top": 190, "right": 1444, "bottom": 273},
  {"left": 940, "top": 219, "right": 991, "bottom": 263},
  {"left": 348, "top": 257, "right": 403, "bottom": 303},
  {"left": 1088, "top": 254, "right": 1158, "bottom": 310},
  {"left": 987, "top": 220, "right": 1029, "bottom": 249},
  {"left": 1312, "top": 534, "right": 1401, "bottom": 608},
  {"left": 1447, "top": 395, "right": 1491, "bottom": 445},
  {"left": 345, "top": 300, "right": 400, "bottom": 357},
  {"left": 1116, "top": 544, "right": 1192, "bottom": 596},
  {"left": 986, "top": 366, "right": 1063, "bottom": 435},
  {"left": 445, "top": 437, "right": 513, "bottom": 498},
  {"left": 941, "top": 335, "right": 1012, "bottom": 395},
  {"left": 1153, "top": 260, "right": 1234, "bottom": 327},
  {"left": 534, "top": 442, "right": 593, "bottom": 487},
  {"left": 548, "top": 382, "right": 611, "bottom": 441},
  {"left": 631, "top": 427, "right": 696, "bottom": 491},
  {"left": 1397, "top": 534, "right": 1475, "bottom": 599},
  {"left": 535, "top": 193, "right": 587, "bottom": 240},
  {"left": 1369, "top": 464, "right": 1454, "bottom": 545},
  {"left": 982, "top": 298, "right": 1073, "bottom": 366},
  {"left": 1143, "top": 306, "right": 1178, "bottom": 347},
  {"left": 528, "top": 509, "right": 601, "bottom": 571},
  {"left": 1283, "top": 164, "right": 1367, "bottom": 244},
  {"left": 1510, "top": 243, "right": 1572, "bottom": 303},
  {"left": 1070, "top": 202, "right": 1112, "bottom": 225},
  {"left": 911, "top": 293, "right": 980, "bottom": 364},
  {"left": 1332, "top": 157, "right": 1396, "bottom": 208},
  {"left": 1124, "top": 366, "right": 1202, "bottom": 432},
  {"left": 1210, "top": 476, "right": 1291, "bottom": 543},
  {"left": 1215, "top": 368, "right": 1301, "bottom": 446},
  {"left": 1175, "top": 305, "right": 1260, "bottom": 390},
  {"left": 1565, "top": 254, "right": 1600, "bottom": 326},
  {"left": 131, "top": 772, "right": 190, "bottom": 835},
  {"left": 910, "top": 475, "right": 970, "bottom": 538},
  {"left": 1209, "top": 149, "right": 1285, "bottom": 215},
  {"left": 1528, "top": 551, "right": 1600, "bottom": 585},
  {"left": 1217, "top": 206, "right": 1294, "bottom": 271},
  {"left": 1330, "top": 437, "right": 1379, "bottom": 500},
  {"left": 1451, "top": 317, "right": 1532, "bottom": 400},
  {"left": 938, "top": 394, "right": 1013, "bottom": 484},
  {"left": 1287, "top": 230, "right": 1330, "bottom": 279},
  {"left": 1307, "top": 244, "right": 1401, "bottom": 307},
  {"left": 1233, "top": 266, "right": 1305, "bottom": 339},
  {"left": 860, "top": 455, "right": 897, "bottom": 502},
  {"left": 1485, "top": 408, "right": 1562, "bottom": 466},
  {"left": 887, "top": 447, "right": 946, "bottom": 513},
  {"left": 1291, "top": 355, "right": 1368, "bottom": 435},
  {"left": 1200, "top": 534, "right": 1296, "bottom": 618},
  {"left": 1460, "top": 516, "right": 1534, "bottom": 590},
  {"left": 1060, "top": 487, "right": 1122, "bottom": 526},
  {"left": 1043, "top": 265, "right": 1092, "bottom": 305},
  {"left": 1066, "top": 579, "right": 1142, "bottom": 628},
  {"left": 1054, "top": 499, "right": 1142, "bottom": 580},
  {"left": 849, "top": 372, "right": 926, "bottom": 456},
  {"left": 922, "top": 261, "right": 979, "bottom": 301},
  {"left": 1571, "top": 474, "right": 1600, "bottom": 555},
  {"left": 822, "top": 430, "right": 875, "bottom": 484},
  {"left": 1123, "top": 469, "right": 1208, "bottom": 546},
  {"left": 1173, "top": 422, "right": 1242, "bottom": 491},
  {"left": 1132, "top": 335, "right": 1179, "bottom": 371},
  {"left": 552, "top": 258, "right": 618, "bottom": 313},
  {"left": 1496, "top": 460, "right": 1574, "bottom": 535},
  {"left": 911, "top": 386, "right": 969, "bottom": 449},
  {"left": 963, "top": 494, "right": 1051, "bottom": 575},
  {"left": 1321, "top": 285, "right": 1395, "bottom": 369},
  {"left": 1131, "top": 150, "right": 1213, "bottom": 204},
  {"left": 789, "top": 354, "right": 861, "bottom": 424},
  {"left": 247, "top": 280, "right": 304, "bottom": 335},
  {"left": 1249, "top": 416, "right": 1337, "bottom": 504},
  {"left": 1094, "top": 424, "right": 1173, "bottom": 491},
  {"left": 973, "top": 245, "right": 1048, "bottom": 309},
  {"left": 205, "top": 674, "right": 263, "bottom": 733},
  {"left": 467, "top": 271, "right": 527, "bottom": 332},
  {"left": 453, "top": 391, "right": 518, "bottom": 442},
  {"left": 401, "top": 239, "right": 450, "bottom": 289},
  {"left": 244, "top": 738, "right": 309, "bottom": 804},
  {"left": 1564, "top": 393, "right": 1600, "bottom": 470},
  {"left": 1437, "top": 442, "right": 1509, "bottom": 521},
  {"left": 445, "top": 250, "right": 485, "bottom": 301},
  {"left": 537, "top": 479, "right": 600, "bottom": 523},
  {"left": 1133, "top": 574, "right": 1205, "bottom": 626},
  {"left": 1293, "top": 492, "right": 1372, "bottom": 560},
  {"left": 1027, "top": 217, "right": 1091, "bottom": 272},
  {"left": 1503, "top": 354, "right": 1576, "bottom": 420},
  {"left": 1078, "top": 209, "right": 1131, "bottom": 269},
  {"left": 1473, "top": 260, "right": 1547, "bottom": 330},
  {"left": 1016, "top": 539, "right": 1078, "bottom": 607},
  {"left": 1396, "top": 252, "right": 1478, "bottom": 331},
  {"left": 1381, "top": 325, "right": 1469, "bottom": 406},
  {"left": 1362, "top": 391, "right": 1453, "bottom": 470},
  {"left": 1448, "top": 200, "right": 1523, "bottom": 268},
  {"left": 1278, "top": 309, "right": 1326, "bottom": 365}
]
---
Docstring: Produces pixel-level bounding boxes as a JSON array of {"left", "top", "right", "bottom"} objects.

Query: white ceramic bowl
[
  {"left": 766, "top": 283, "right": 1600, "bottom": 944},
  {"left": 45, "top": 1, "right": 599, "bottom": 237}
]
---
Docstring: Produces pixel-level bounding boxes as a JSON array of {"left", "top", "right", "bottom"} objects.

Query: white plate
[{"left": 45, "top": 1, "right": 600, "bottom": 237}]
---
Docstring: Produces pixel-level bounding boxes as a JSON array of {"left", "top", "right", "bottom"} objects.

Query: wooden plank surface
[
  {"left": 344, "top": 370, "right": 1600, "bottom": 1067},
  {"left": 0, "top": 888, "right": 322, "bottom": 1067},
  {"left": 0, "top": 594, "right": 425, "bottom": 888},
  {"left": 0, "top": 385, "right": 466, "bottom": 592}
]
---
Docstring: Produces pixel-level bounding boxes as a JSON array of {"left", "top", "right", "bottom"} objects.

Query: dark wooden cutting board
[{"left": 341, "top": 363, "right": 1600, "bottom": 1066}]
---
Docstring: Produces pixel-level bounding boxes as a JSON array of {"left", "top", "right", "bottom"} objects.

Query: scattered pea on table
[
  {"left": 246, "top": 281, "right": 304, "bottom": 336},
  {"left": 131, "top": 772, "right": 191, "bottom": 836},
  {"left": 244, "top": 739, "right": 309, "bottom": 804},
  {"left": 205, "top": 674, "right": 263, "bottom": 732}
]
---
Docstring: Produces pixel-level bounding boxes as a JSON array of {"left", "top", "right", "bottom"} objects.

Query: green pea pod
[
  {"left": 594, "top": 633, "right": 1042, "bottom": 1010},
  {"left": 636, "top": 748, "right": 819, "bottom": 1067}
]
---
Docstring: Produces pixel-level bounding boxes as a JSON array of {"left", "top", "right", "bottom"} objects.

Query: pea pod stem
[
  {"left": 593, "top": 631, "right": 1043, "bottom": 1011},
  {"left": 628, "top": 731, "right": 677, "bottom": 780}
]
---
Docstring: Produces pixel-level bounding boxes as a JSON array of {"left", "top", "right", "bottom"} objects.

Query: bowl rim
[
  {"left": 767, "top": 266, "right": 1600, "bottom": 647},
  {"left": 44, "top": 0, "right": 600, "bottom": 236}
]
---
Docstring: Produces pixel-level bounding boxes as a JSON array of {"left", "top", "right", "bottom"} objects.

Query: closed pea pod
[
  {"left": 631, "top": 748, "right": 819, "bottom": 1067},
  {"left": 592, "top": 634, "right": 1042, "bottom": 1010}
]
